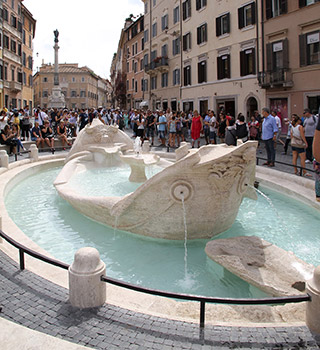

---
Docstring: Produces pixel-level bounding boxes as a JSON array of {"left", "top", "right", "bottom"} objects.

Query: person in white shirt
[{"left": 272, "top": 110, "right": 285, "bottom": 147}]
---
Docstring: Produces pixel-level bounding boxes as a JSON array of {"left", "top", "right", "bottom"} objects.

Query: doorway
[{"left": 246, "top": 97, "right": 258, "bottom": 121}]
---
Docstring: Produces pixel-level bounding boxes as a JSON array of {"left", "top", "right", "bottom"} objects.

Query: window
[
  {"left": 18, "top": 43, "right": 21, "bottom": 56},
  {"left": 71, "top": 90, "right": 77, "bottom": 97},
  {"left": 11, "top": 68, "right": 16, "bottom": 80},
  {"left": 144, "top": 79, "right": 148, "bottom": 92},
  {"left": 216, "top": 13, "right": 230, "bottom": 36},
  {"left": 266, "top": 0, "right": 287, "bottom": 19},
  {"left": 135, "top": 80, "right": 138, "bottom": 92},
  {"left": 162, "top": 14, "right": 168, "bottom": 31},
  {"left": 4, "top": 35, "right": 9, "bottom": 49},
  {"left": 22, "top": 52, "right": 26, "bottom": 66},
  {"left": 28, "top": 56, "right": 32, "bottom": 70},
  {"left": 145, "top": 1, "right": 148, "bottom": 13},
  {"left": 18, "top": 21, "right": 22, "bottom": 33},
  {"left": 161, "top": 44, "right": 168, "bottom": 57},
  {"left": 22, "top": 30, "right": 26, "bottom": 44},
  {"left": 29, "top": 75, "right": 33, "bottom": 87},
  {"left": 240, "top": 48, "right": 256, "bottom": 76},
  {"left": 238, "top": 2, "right": 256, "bottom": 29},
  {"left": 183, "top": 32, "right": 191, "bottom": 51},
  {"left": 142, "top": 38, "right": 144, "bottom": 50},
  {"left": 152, "top": 22, "right": 157, "bottom": 37},
  {"left": 172, "top": 37, "right": 181, "bottom": 55},
  {"left": 182, "top": 0, "right": 191, "bottom": 20},
  {"left": 299, "top": 32, "right": 320, "bottom": 66},
  {"left": 82, "top": 77, "right": 85, "bottom": 82},
  {"left": 173, "top": 68, "right": 180, "bottom": 85},
  {"left": 80, "top": 91, "right": 86, "bottom": 97},
  {"left": 140, "top": 59, "right": 144, "bottom": 70},
  {"left": 161, "top": 72, "right": 168, "bottom": 87},
  {"left": 17, "top": 71, "right": 22, "bottom": 83},
  {"left": 198, "top": 61, "right": 207, "bottom": 83},
  {"left": 126, "top": 80, "right": 129, "bottom": 91},
  {"left": 197, "top": 23, "right": 207, "bottom": 45},
  {"left": 29, "top": 35, "right": 32, "bottom": 48},
  {"left": 217, "top": 55, "right": 231, "bottom": 79},
  {"left": 11, "top": 14, "right": 17, "bottom": 28},
  {"left": 144, "top": 29, "right": 149, "bottom": 43},
  {"left": 11, "top": 39, "right": 16, "bottom": 53},
  {"left": 134, "top": 61, "right": 137, "bottom": 73},
  {"left": 151, "top": 76, "right": 157, "bottom": 90},
  {"left": 299, "top": 0, "right": 320, "bottom": 7},
  {"left": 184, "top": 65, "right": 191, "bottom": 86},
  {"left": 3, "top": 8, "right": 8, "bottom": 21},
  {"left": 153, "top": 0, "right": 156, "bottom": 6},
  {"left": 43, "top": 91, "right": 48, "bottom": 98},
  {"left": 132, "top": 79, "right": 134, "bottom": 90},
  {"left": 173, "top": 6, "right": 180, "bottom": 24},
  {"left": 196, "top": 0, "right": 207, "bottom": 11},
  {"left": 144, "top": 53, "right": 149, "bottom": 68},
  {"left": 266, "top": 39, "right": 289, "bottom": 71},
  {"left": 43, "top": 77, "right": 48, "bottom": 82}
]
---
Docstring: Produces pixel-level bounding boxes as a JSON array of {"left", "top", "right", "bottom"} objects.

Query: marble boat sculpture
[{"left": 54, "top": 119, "right": 258, "bottom": 240}]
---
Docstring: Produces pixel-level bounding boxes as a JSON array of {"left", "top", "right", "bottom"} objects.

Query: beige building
[
  {"left": 259, "top": 0, "right": 320, "bottom": 133},
  {"left": 33, "top": 63, "right": 109, "bottom": 110},
  {"left": 142, "top": 0, "right": 182, "bottom": 111},
  {"left": 21, "top": 3, "right": 36, "bottom": 110},
  {"left": 125, "top": 15, "right": 145, "bottom": 110},
  {"left": 180, "top": 0, "right": 265, "bottom": 118},
  {"left": 0, "top": 1, "right": 3, "bottom": 109}
]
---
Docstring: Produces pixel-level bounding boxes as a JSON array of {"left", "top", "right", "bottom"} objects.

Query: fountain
[{"left": 54, "top": 119, "right": 258, "bottom": 240}]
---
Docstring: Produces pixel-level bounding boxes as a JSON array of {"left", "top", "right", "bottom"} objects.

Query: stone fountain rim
[{"left": 0, "top": 155, "right": 318, "bottom": 326}]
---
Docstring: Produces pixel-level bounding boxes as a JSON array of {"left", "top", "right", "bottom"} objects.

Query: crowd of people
[{"left": 0, "top": 104, "right": 319, "bottom": 201}]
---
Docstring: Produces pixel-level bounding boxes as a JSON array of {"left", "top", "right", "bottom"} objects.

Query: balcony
[
  {"left": 145, "top": 57, "right": 169, "bottom": 74},
  {"left": 258, "top": 69, "right": 293, "bottom": 89},
  {"left": 10, "top": 81, "right": 22, "bottom": 92}
]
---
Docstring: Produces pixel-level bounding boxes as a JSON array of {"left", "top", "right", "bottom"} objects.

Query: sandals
[{"left": 303, "top": 172, "right": 313, "bottom": 178}]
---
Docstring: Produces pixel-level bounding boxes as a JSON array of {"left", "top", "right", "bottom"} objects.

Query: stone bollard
[
  {"left": 29, "top": 144, "right": 39, "bottom": 162},
  {"left": 306, "top": 265, "right": 320, "bottom": 334},
  {"left": 69, "top": 247, "right": 106, "bottom": 309},
  {"left": 0, "top": 150, "right": 9, "bottom": 168}
]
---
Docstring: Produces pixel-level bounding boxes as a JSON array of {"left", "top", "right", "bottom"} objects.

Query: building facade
[
  {"left": 124, "top": 15, "right": 145, "bottom": 110},
  {"left": 258, "top": 0, "right": 320, "bottom": 133},
  {"left": 33, "top": 63, "right": 109, "bottom": 110},
  {"left": 21, "top": 3, "right": 36, "bottom": 110}
]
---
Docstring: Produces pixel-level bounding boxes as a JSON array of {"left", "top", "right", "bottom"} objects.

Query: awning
[{"left": 139, "top": 100, "right": 149, "bottom": 107}]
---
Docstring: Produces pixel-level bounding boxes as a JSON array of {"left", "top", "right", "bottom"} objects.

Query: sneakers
[
  {"left": 268, "top": 162, "right": 275, "bottom": 167},
  {"left": 262, "top": 162, "right": 269, "bottom": 166},
  {"left": 305, "top": 160, "right": 311, "bottom": 164}
]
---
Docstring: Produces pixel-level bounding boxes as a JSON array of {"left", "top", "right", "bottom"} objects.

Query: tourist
[
  {"left": 41, "top": 120, "right": 55, "bottom": 152},
  {"left": 218, "top": 113, "right": 227, "bottom": 143},
  {"left": 168, "top": 112, "right": 177, "bottom": 148},
  {"left": 290, "top": 114, "right": 311, "bottom": 177},
  {"left": 31, "top": 121, "right": 44, "bottom": 148},
  {"left": 181, "top": 112, "right": 188, "bottom": 142},
  {"left": 313, "top": 113, "right": 320, "bottom": 201},
  {"left": 68, "top": 111, "right": 78, "bottom": 137},
  {"left": 225, "top": 118, "right": 237, "bottom": 146},
  {"left": 157, "top": 111, "right": 167, "bottom": 147},
  {"left": 79, "top": 109, "right": 89, "bottom": 131},
  {"left": 283, "top": 115, "right": 293, "bottom": 155},
  {"left": 0, "top": 110, "right": 8, "bottom": 131},
  {"left": 208, "top": 110, "right": 217, "bottom": 144},
  {"left": 236, "top": 114, "right": 248, "bottom": 142},
  {"left": 11, "top": 124, "right": 25, "bottom": 155},
  {"left": 20, "top": 109, "right": 31, "bottom": 141},
  {"left": 136, "top": 113, "right": 145, "bottom": 143},
  {"left": 0, "top": 124, "right": 17, "bottom": 155},
  {"left": 175, "top": 112, "right": 182, "bottom": 147},
  {"left": 191, "top": 110, "right": 203, "bottom": 148},
  {"left": 272, "top": 110, "right": 285, "bottom": 147},
  {"left": 261, "top": 107, "right": 278, "bottom": 167},
  {"left": 248, "top": 115, "right": 259, "bottom": 140},
  {"left": 303, "top": 108, "right": 318, "bottom": 163},
  {"left": 203, "top": 111, "right": 211, "bottom": 145},
  {"left": 145, "top": 110, "right": 156, "bottom": 146},
  {"left": 57, "top": 120, "right": 70, "bottom": 150}
]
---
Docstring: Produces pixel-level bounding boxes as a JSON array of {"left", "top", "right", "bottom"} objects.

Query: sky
[{"left": 23, "top": 0, "right": 144, "bottom": 80}]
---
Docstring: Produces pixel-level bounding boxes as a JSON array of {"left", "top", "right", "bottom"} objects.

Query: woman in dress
[
  {"left": 191, "top": 110, "right": 203, "bottom": 148},
  {"left": 57, "top": 120, "right": 70, "bottom": 150}
]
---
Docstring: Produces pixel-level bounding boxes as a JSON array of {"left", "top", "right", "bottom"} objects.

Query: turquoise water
[{"left": 5, "top": 166, "right": 320, "bottom": 298}]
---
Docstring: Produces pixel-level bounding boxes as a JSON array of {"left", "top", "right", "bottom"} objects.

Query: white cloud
[{"left": 23, "top": 0, "right": 143, "bottom": 79}]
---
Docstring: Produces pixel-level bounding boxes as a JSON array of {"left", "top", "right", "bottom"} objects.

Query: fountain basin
[{"left": 54, "top": 133, "right": 258, "bottom": 239}]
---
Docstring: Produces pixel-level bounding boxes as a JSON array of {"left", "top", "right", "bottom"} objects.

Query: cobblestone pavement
[{"left": 0, "top": 251, "right": 319, "bottom": 349}]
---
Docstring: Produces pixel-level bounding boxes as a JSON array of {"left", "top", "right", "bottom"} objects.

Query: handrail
[
  {"left": 256, "top": 156, "right": 315, "bottom": 176},
  {"left": 0, "top": 229, "right": 312, "bottom": 329},
  {"left": 0, "top": 229, "right": 69, "bottom": 270}
]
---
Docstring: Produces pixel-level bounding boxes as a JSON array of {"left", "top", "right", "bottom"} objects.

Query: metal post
[
  {"left": 19, "top": 249, "right": 25, "bottom": 270},
  {"left": 200, "top": 300, "right": 205, "bottom": 328}
]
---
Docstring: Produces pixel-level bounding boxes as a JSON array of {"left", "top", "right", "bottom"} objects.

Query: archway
[{"left": 246, "top": 97, "right": 258, "bottom": 121}]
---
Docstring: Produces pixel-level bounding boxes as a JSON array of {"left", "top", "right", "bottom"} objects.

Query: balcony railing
[
  {"left": 145, "top": 57, "right": 169, "bottom": 74},
  {"left": 258, "top": 69, "right": 293, "bottom": 89},
  {"left": 10, "top": 81, "right": 22, "bottom": 92}
]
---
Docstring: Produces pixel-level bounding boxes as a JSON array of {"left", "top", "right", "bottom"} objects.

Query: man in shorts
[{"left": 157, "top": 111, "right": 167, "bottom": 147}]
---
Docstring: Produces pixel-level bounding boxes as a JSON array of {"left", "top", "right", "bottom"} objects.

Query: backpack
[{"left": 236, "top": 123, "right": 248, "bottom": 139}]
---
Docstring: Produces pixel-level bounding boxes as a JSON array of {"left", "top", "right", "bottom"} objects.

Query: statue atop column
[{"left": 54, "top": 29, "right": 59, "bottom": 43}]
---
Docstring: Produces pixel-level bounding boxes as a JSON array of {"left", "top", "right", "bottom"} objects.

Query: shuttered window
[
  {"left": 198, "top": 61, "right": 207, "bottom": 83},
  {"left": 197, "top": 23, "right": 207, "bottom": 45},
  {"left": 238, "top": 2, "right": 256, "bottom": 29},
  {"left": 183, "top": 32, "right": 191, "bottom": 51},
  {"left": 196, "top": 0, "right": 207, "bottom": 11},
  {"left": 299, "top": 31, "right": 320, "bottom": 66},
  {"left": 216, "top": 13, "right": 230, "bottom": 37},
  {"left": 240, "top": 48, "right": 256, "bottom": 76},
  {"left": 182, "top": 0, "right": 191, "bottom": 20},
  {"left": 184, "top": 65, "right": 191, "bottom": 86},
  {"left": 266, "top": 0, "right": 287, "bottom": 20},
  {"left": 266, "top": 39, "right": 289, "bottom": 71},
  {"left": 217, "top": 55, "right": 231, "bottom": 80}
]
